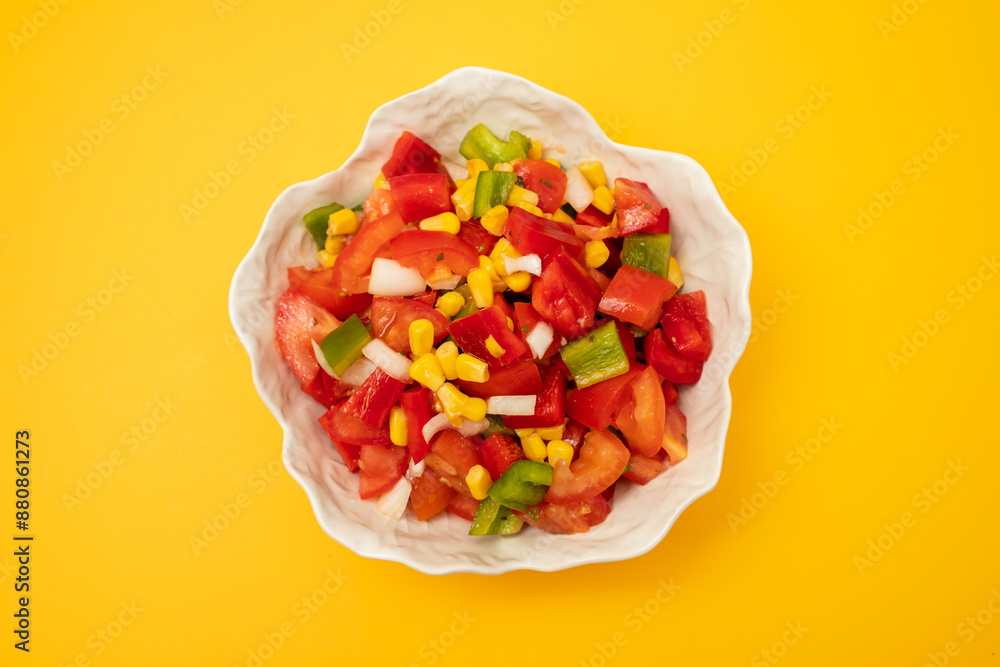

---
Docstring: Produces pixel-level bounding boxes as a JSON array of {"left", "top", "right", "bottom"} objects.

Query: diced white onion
[
  {"left": 442, "top": 159, "right": 468, "bottom": 182},
  {"left": 376, "top": 476, "right": 412, "bottom": 520},
  {"left": 339, "top": 356, "right": 376, "bottom": 386},
  {"left": 420, "top": 413, "right": 490, "bottom": 442},
  {"left": 408, "top": 458, "right": 425, "bottom": 478},
  {"left": 421, "top": 412, "right": 452, "bottom": 442},
  {"left": 368, "top": 258, "right": 426, "bottom": 297},
  {"left": 486, "top": 395, "right": 537, "bottom": 416},
  {"left": 457, "top": 417, "right": 490, "bottom": 436},
  {"left": 504, "top": 253, "right": 542, "bottom": 276},
  {"left": 362, "top": 338, "right": 412, "bottom": 383},
  {"left": 312, "top": 339, "right": 337, "bottom": 377},
  {"left": 427, "top": 274, "right": 462, "bottom": 291},
  {"left": 564, "top": 166, "right": 595, "bottom": 213},
  {"left": 525, "top": 322, "right": 555, "bottom": 359}
]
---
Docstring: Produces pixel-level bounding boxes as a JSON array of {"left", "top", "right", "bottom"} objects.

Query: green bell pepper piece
[
  {"left": 469, "top": 497, "right": 506, "bottom": 536},
  {"left": 487, "top": 460, "right": 553, "bottom": 512},
  {"left": 317, "top": 314, "right": 371, "bottom": 377},
  {"left": 498, "top": 512, "right": 524, "bottom": 535},
  {"left": 621, "top": 233, "right": 673, "bottom": 279},
  {"left": 459, "top": 124, "right": 532, "bottom": 168},
  {"left": 482, "top": 415, "right": 516, "bottom": 438},
  {"left": 559, "top": 320, "right": 630, "bottom": 388},
  {"left": 303, "top": 202, "right": 345, "bottom": 250},
  {"left": 473, "top": 170, "right": 518, "bottom": 219}
]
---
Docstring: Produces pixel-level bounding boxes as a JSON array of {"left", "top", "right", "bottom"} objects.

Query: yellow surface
[{"left": 2, "top": 1, "right": 998, "bottom": 665}]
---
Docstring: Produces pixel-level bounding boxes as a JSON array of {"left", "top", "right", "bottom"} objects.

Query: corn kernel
[
  {"left": 456, "top": 354, "right": 490, "bottom": 383},
  {"left": 324, "top": 234, "right": 346, "bottom": 255},
  {"left": 547, "top": 439, "right": 574, "bottom": 465},
  {"left": 465, "top": 465, "right": 493, "bottom": 500},
  {"left": 317, "top": 249, "right": 337, "bottom": 268},
  {"left": 517, "top": 202, "right": 545, "bottom": 217},
  {"left": 409, "top": 353, "right": 445, "bottom": 391},
  {"left": 435, "top": 292, "right": 465, "bottom": 318},
  {"left": 514, "top": 428, "right": 536, "bottom": 439},
  {"left": 521, "top": 433, "right": 547, "bottom": 462},
  {"left": 493, "top": 162, "right": 513, "bottom": 172},
  {"left": 610, "top": 213, "right": 618, "bottom": 230},
  {"left": 389, "top": 406, "right": 408, "bottom": 447},
  {"left": 507, "top": 185, "right": 539, "bottom": 207},
  {"left": 485, "top": 335, "right": 505, "bottom": 358},
  {"left": 480, "top": 205, "right": 509, "bottom": 236},
  {"left": 667, "top": 256, "right": 684, "bottom": 289},
  {"left": 451, "top": 176, "right": 478, "bottom": 222},
  {"left": 578, "top": 161, "right": 607, "bottom": 189},
  {"left": 551, "top": 207, "right": 574, "bottom": 224},
  {"left": 466, "top": 158, "right": 489, "bottom": 178},
  {"left": 536, "top": 422, "right": 566, "bottom": 441},
  {"left": 478, "top": 255, "right": 500, "bottom": 282},
  {"left": 506, "top": 316, "right": 515, "bottom": 332},
  {"left": 374, "top": 172, "right": 389, "bottom": 190},
  {"left": 490, "top": 238, "right": 521, "bottom": 278},
  {"left": 528, "top": 139, "right": 543, "bottom": 160},
  {"left": 436, "top": 382, "right": 469, "bottom": 421},
  {"left": 463, "top": 397, "right": 488, "bottom": 422},
  {"left": 426, "top": 263, "right": 453, "bottom": 287},
  {"left": 467, "top": 268, "right": 494, "bottom": 308},
  {"left": 592, "top": 185, "right": 615, "bottom": 215},
  {"left": 328, "top": 208, "right": 359, "bottom": 236},
  {"left": 502, "top": 271, "right": 532, "bottom": 292},
  {"left": 419, "top": 211, "right": 461, "bottom": 235},
  {"left": 544, "top": 158, "right": 562, "bottom": 168},
  {"left": 435, "top": 341, "right": 459, "bottom": 380},
  {"left": 585, "top": 240, "right": 610, "bottom": 268},
  {"left": 408, "top": 319, "right": 434, "bottom": 357}
]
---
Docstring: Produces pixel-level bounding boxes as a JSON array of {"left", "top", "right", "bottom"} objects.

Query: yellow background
[{"left": 2, "top": 0, "right": 998, "bottom": 665}]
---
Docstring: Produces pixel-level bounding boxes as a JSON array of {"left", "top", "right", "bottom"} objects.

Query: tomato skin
[
  {"left": 502, "top": 365, "right": 567, "bottom": 429},
  {"left": 381, "top": 131, "right": 447, "bottom": 179},
  {"left": 457, "top": 220, "right": 497, "bottom": 257},
  {"left": 566, "top": 364, "right": 643, "bottom": 431},
  {"left": 320, "top": 403, "right": 393, "bottom": 447},
  {"left": 622, "top": 452, "right": 667, "bottom": 485},
  {"left": 512, "top": 159, "right": 568, "bottom": 213},
  {"left": 339, "top": 368, "right": 407, "bottom": 428},
  {"left": 275, "top": 288, "right": 341, "bottom": 386},
  {"left": 479, "top": 434, "right": 526, "bottom": 481},
  {"left": 358, "top": 444, "right": 409, "bottom": 499},
  {"left": 409, "top": 471, "right": 456, "bottom": 520},
  {"left": 663, "top": 403, "right": 688, "bottom": 465},
  {"left": 574, "top": 204, "right": 613, "bottom": 229},
  {"left": 446, "top": 494, "right": 480, "bottom": 521},
  {"left": 561, "top": 419, "right": 588, "bottom": 458},
  {"left": 390, "top": 230, "right": 479, "bottom": 277},
  {"left": 513, "top": 302, "right": 561, "bottom": 358},
  {"left": 455, "top": 358, "right": 542, "bottom": 399},
  {"left": 598, "top": 265, "right": 678, "bottom": 331},
  {"left": 531, "top": 248, "right": 602, "bottom": 340},
  {"left": 615, "top": 320, "right": 637, "bottom": 365},
  {"left": 399, "top": 387, "right": 434, "bottom": 463},
  {"left": 363, "top": 188, "right": 398, "bottom": 221},
  {"left": 643, "top": 328, "right": 704, "bottom": 384},
  {"left": 545, "top": 429, "right": 629, "bottom": 506},
  {"left": 502, "top": 206, "right": 583, "bottom": 260},
  {"left": 425, "top": 430, "right": 482, "bottom": 497},
  {"left": 370, "top": 296, "right": 450, "bottom": 353},
  {"left": 318, "top": 409, "right": 362, "bottom": 472},
  {"left": 614, "top": 178, "right": 669, "bottom": 235},
  {"left": 660, "top": 290, "right": 713, "bottom": 361},
  {"left": 388, "top": 173, "right": 452, "bottom": 224},
  {"left": 518, "top": 494, "right": 611, "bottom": 534},
  {"left": 448, "top": 305, "right": 529, "bottom": 369},
  {"left": 300, "top": 370, "right": 350, "bottom": 409},
  {"left": 613, "top": 365, "right": 666, "bottom": 457},
  {"left": 332, "top": 210, "right": 405, "bottom": 293},
  {"left": 287, "top": 266, "right": 372, "bottom": 320},
  {"left": 662, "top": 379, "right": 679, "bottom": 406}
]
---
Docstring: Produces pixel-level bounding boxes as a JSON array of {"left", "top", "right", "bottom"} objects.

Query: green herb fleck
[
  {"left": 540, "top": 179, "right": 552, "bottom": 188},
  {"left": 644, "top": 204, "right": 652, "bottom": 210},
  {"left": 528, "top": 507, "right": 539, "bottom": 521},
  {"left": 436, "top": 252, "right": 445, "bottom": 261},
  {"left": 682, "top": 433, "right": 688, "bottom": 442},
  {"left": 624, "top": 463, "right": 631, "bottom": 473},
  {"left": 520, "top": 326, "right": 530, "bottom": 332}
]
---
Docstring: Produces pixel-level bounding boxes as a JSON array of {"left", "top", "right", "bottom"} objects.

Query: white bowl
[{"left": 229, "top": 67, "right": 752, "bottom": 575}]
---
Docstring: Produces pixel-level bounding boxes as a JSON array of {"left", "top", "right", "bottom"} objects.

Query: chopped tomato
[
  {"left": 531, "top": 247, "right": 602, "bottom": 340},
  {"left": 399, "top": 387, "right": 434, "bottom": 463},
  {"left": 456, "top": 358, "right": 543, "bottom": 399},
  {"left": 446, "top": 494, "right": 480, "bottom": 521},
  {"left": 390, "top": 230, "right": 479, "bottom": 277},
  {"left": 358, "top": 444, "right": 408, "bottom": 499},
  {"left": 598, "top": 264, "right": 678, "bottom": 330},
  {"left": 512, "top": 159, "right": 568, "bottom": 213},
  {"left": 663, "top": 403, "right": 688, "bottom": 464},
  {"left": 300, "top": 370, "right": 349, "bottom": 409},
  {"left": 448, "top": 305, "right": 529, "bottom": 369},
  {"left": 425, "top": 430, "right": 482, "bottom": 497},
  {"left": 545, "top": 429, "right": 629, "bottom": 505},
  {"left": 561, "top": 419, "right": 588, "bottom": 457},
  {"left": 622, "top": 452, "right": 667, "bottom": 485},
  {"left": 662, "top": 379, "right": 679, "bottom": 406},
  {"left": 410, "top": 289, "right": 438, "bottom": 307},
  {"left": 613, "top": 365, "right": 666, "bottom": 457},
  {"left": 565, "top": 364, "right": 643, "bottom": 431},
  {"left": 388, "top": 173, "right": 452, "bottom": 224},
  {"left": 287, "top": 266, "right": 372, "bottom": 320},
  {"left": 502, "top": 365, "right": 566, "bottom": 429},
  {"left": 331, "top": 210, "right": 405, "bottom": 293},
  {"left": 519, "top": 494, "right": 611, "bottom": 534},
  {"left": 502, "top": 206, "right": 583, "bottom": 259},
  {"left": 574, "top": 204, "right": 613, "bottom": 229},
  {"left": 643, "top": 328, "right": 704, "bottom": 384},
  {"left": 615, "top": 320, "right": 637, "bottom": 364},
  {"left": 513, "top": 302, "right": 561, "bottom": 358},
  {"left": 614, "top": 178, "right": 670, "bottom": 235},
  {"left": 317, "top": 408, "right": 361, "bottom": 472},
  {"left": 369, "top": 296, "right": 450, "bottom": 353},
  {"left": 409, "top": 471, "right": 456, "bottom": 520},
  {"left": 660, "top": 290, "right": 713, "bottom": 361},
  {"left": 479, "top": 433, "right": 526, "bottom": 480},
  {"left": 457, "top": 220, "right": 497, "bottom": 256},
  {"left": 275, "top": 288, "right": 340, "bottom": 386},
  {"left": 381, "top": 131, "right": 447, "bottom": 179},
  {"left": 363, "top": 188, "right": 398, "bottom": 222},
  {"left": 321, "top": 403, "right": 393, "bottom": 447},
  {"left": 339, "top": 368, "right": 406, "bottom": 428}
]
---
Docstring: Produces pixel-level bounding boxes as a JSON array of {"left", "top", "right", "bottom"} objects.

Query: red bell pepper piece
[
  {"left": 502, "top": 364, "right": 567, "bottom": 429},
  {"left": 598, "top": 264, "right": 678, "bottom": 331},
  {"left": 300, "top": 370, "right": 350, "bottom": 409},
  {"left": 502, "top": 206, "right": 583, "bottom": 260},
  {"left": 358, "top": 444, "right": 409, "bottom": 499},
  {"left": 381, "top": 131, "right": 448, "bottom": 179},
  {"left": 479, "top": 433, "right": 527, "bottom": 481},
  {"left": 643, "top": 328, "right": 704, "bottom": 384},
  {"left": 318, "top": 407, "right": 362, "bottom": 471},
  {"left": 399, "top": 387, "right": 434, "bottom": 463},
  {"left": 448, "top": 305, "right": 529, "bottom": 369},
  {"left": 565, "top": 364, "right": 644, "bottom": 430},
  {"left": 561, "top": 418, "right": 588, "bottom": 457},
  {"left": 615, "top": 319, "right": 637, "bottom": 364},
  {"left": 614, "top": 178, "right": 670, "bottom": 235},
  {"left": 389, "top": 229, "right": 479, "bottom": 277},
  {"left": 340, "top": 368, "right": 406, "bottom": 428},
  {"left": 512, "top": 159, "right": 568, "bottom": 213},
  {"left": 369, "top": 296, "right": 450, "bottom": 353},
  {"left": 455, "top": 358, "right": 543, "bottom": 399},
  {"left": 331, "top": 210, "right": 405, "bottom": 293},
  {"left": 513, "top": 302, "right": 561, "bottom": 359},
  {"left": 660, "top": 290, "right": 713, "bottom": 361},
  {"left": 387, "top": 173, "right": 451, "bottom": 224},
  {"left": 531, "top": 247, "right": 602, "bottom": 340}
]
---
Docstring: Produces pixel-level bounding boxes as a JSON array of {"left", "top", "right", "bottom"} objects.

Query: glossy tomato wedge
[
  {"left": 613, "top": 365, "right": 666, "bottom": 457},
  {"left": 479, "top": 433, "right": 526, "bottom": 481},
  {"left": 518, "top": 494, "right": 611, "bottom": 534},
  {"left": 660, "top": 290, "right": 713, "bottom": 361},
  {"left": 663, "top": 403, "right": 688, "bottom": 465},
  {"left": 622, "top": 452, "right": 668, "bottom": 485},
  {"left": 275, "top": 288, "right": 340, "bottom": 386},
  {"left": 545, "top": 429, "right": 629, "bottom": 506},
  {"left": 502, "top": 206, "right": 583, "bottom": 260},
  {"left": 409, "top": 471, "right": 456, "bottom": 520},
  {"left": 512, "top": 159, "right": 568, "bottom": 213},
  {"left": 566, "top": 364, "right": 643, "bottom": 431},
  {"left": 358, "top": 444, "right": 408, "bottom": 499},
  {"left": 286, "top": 266, "right": 372, "bottom": 321},
  {"left": 388, "top": 173, "right": 451, "bottom": 224},
  {"left": 614, "top": 178, "right": 670, "bottom": 235},
  {"left": 389, "top": 230, "right": 479, "bottom": 278},
  {"left": 369, "top": 296, "right": 450, "bottom": 353},
  {"left": 531, "top": 247, "right": 602, "bottom": 340},
  {"left": 643, "top": 328, "right": 704, "bottom": 384},
  {"left": 331, "top": 209, "right": 404, "bottom": 293},
  {"left": 598, "top": 264, "right": 678, "bottom": 331},
  {"left": 381, "top": 131, "right": 447, "bottom": 179}
]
